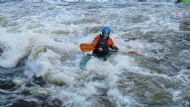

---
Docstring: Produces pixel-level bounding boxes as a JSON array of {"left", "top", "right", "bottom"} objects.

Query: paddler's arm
[
  {"left": 108, "top": 38, "right": 118, "bottom": 51},
  {"left": 91, "top": 35, "right": 102, "bottom": 51}
]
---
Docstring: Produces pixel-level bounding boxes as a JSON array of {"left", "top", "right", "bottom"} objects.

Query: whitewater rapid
[{"left": 0, "top": 0, "right": 190, "bottom": 107}]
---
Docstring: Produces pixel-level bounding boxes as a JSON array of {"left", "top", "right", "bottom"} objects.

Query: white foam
[
  {"left": 0, "top": 1, "right": 185, "bottom": 106},
  {"left": 0, "top": 32, "right": 32, "bottom": 68}
]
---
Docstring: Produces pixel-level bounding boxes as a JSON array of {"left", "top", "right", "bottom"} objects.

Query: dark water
[{"left": 0, "top": 0, "right": 190, "bottom": 107}]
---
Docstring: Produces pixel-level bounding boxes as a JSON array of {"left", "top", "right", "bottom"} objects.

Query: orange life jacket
[{"left": 91, "top": 34, "right": 116, "bottom": 49}]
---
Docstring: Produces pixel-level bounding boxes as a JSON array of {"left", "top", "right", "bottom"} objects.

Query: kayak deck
[{"left": 79, "top": 51, "right": 116, "bottom": 69}]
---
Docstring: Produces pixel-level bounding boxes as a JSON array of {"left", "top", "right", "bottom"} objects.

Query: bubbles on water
[{"left": 0, "top": 0, "right": 190, "bottom": 106}]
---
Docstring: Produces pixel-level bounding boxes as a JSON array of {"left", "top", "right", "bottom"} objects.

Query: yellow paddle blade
[
  {"left": 80, "top": 44, "right": 94, "bottom": 52},
  {"left": 127, "top": 50, "right": 139, "bottom": 55}
]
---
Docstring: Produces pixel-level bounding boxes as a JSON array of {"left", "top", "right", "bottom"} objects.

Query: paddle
[
  {"left": 80, "top": 43, "right": 94, "bottom": 52},
  {"left": 80, "top": 43, "right": 139, "bottom": 55}
]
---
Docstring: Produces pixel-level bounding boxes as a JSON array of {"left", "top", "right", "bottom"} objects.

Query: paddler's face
[{"left": 103, "top": 33, "right": 109, "bottom": 39}]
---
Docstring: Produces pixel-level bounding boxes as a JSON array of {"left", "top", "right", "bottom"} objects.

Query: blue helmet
[{"left": 101, "top": 26, "right": 110, "bottom": 36}]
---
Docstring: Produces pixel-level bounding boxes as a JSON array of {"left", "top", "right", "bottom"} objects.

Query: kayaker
[{"left": 91, "top": 26, "right": 118, "bottom": 60}]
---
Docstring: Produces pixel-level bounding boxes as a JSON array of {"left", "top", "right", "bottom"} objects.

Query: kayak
[
  {"left": 79, "top": 51, "right": 116, "bottom": 69},
  {"left": 80, "top": 53, "right": 92, "bottom": 69}
]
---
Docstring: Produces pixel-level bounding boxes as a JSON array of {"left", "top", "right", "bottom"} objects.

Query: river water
[{"left": 0, "top": 0, "right": 190, "bottom": 107}]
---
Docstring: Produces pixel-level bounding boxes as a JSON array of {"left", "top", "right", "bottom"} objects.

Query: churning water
[{"left": 0, "top": 0, "right": 190, "bottom": 107}]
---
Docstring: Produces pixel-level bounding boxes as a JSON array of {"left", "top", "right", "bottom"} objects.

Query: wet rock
[
  {"left": 151, "top": 92, "right": 172, "bottom": 106},
  {"left": 33, "top": 74, "right": 66, "bottom": 86},
  {"left": 51, "top": 29, "right": 69, "bottom": 35},
  {"left": 132, "top": 15, "right": 150, "bottom": 23},
  {"left": 49, "top": 79, "right": 66, "bottom": 86},
  {"left": 0, "top": 16, "right": 8, "bottom": 27},
  {"left": 179, "top": 21, "right": 190, "bottom": 31},
  {"left": 0, "top": 80, "right": 16, "bottom": 90}
]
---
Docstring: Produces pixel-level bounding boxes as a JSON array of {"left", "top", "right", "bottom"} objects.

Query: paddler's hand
[
  {"left": 98, "top": 47, "right": 103, "bottom": 51},
  {"left": 113, "top": 46, "right": 118, "bottom": 52}
]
